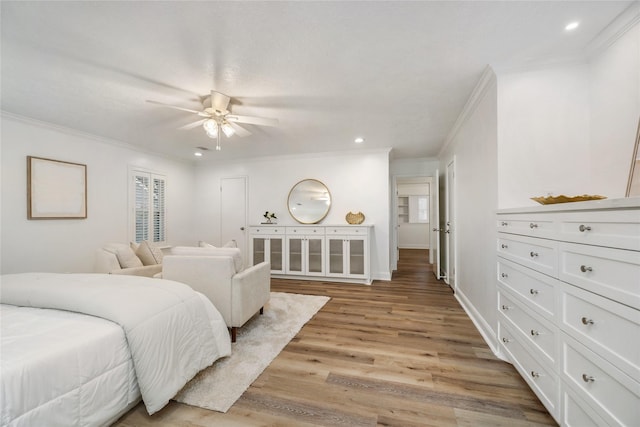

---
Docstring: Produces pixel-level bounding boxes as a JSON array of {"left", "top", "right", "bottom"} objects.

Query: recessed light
[
  {"left": 565, "top": 21, "right": 579, "bottom": 31},
  {"left": 354, "top": 137, "right": 364, "bottom": 144},
  {"left": 194, "top": 152, "right": 203, "bottom": 157}
]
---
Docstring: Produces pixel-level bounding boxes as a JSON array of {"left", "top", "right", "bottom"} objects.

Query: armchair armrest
[{"left": 230, "top": 262, "right": 271, "bottom": 327}]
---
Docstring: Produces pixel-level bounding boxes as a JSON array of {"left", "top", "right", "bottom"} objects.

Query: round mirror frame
[{"left": 287, "top": 179, "right": 332, "bottom": 224}]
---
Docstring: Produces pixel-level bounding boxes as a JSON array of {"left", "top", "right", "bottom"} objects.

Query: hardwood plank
[{"left": 113, "top": 249, "right": 556, "bottom": 426}]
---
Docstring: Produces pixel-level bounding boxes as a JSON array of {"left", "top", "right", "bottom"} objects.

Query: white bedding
[
  {"left": 1, "top": 305, "right": 140, "bottom": 427},
  {"left": 0, "top": 273, "right": 232, "bottom": 426}
]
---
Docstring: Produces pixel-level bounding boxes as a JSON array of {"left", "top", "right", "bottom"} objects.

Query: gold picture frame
[
  {"left": 27, "top": 156, "right": 87, "bottom": 219},
  {"left": 626, "top": 118, "right": 640, "bottom": 197}
]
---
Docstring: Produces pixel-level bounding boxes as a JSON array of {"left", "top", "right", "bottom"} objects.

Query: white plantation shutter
[
  {"left": 131, "top": 169, "right": 166, "bottom": 244},
  {"left": 152, "top": 177, "right": 165, "bottom": 242}
]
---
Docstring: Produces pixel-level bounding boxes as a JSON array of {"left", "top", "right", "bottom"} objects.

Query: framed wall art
[{"left": 27, "top": 156, "right": 87, "bottom": 219}]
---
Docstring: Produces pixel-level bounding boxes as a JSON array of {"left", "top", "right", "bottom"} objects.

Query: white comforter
[{"left": 0, "top": 273, "right": 231, "bottom": 419}]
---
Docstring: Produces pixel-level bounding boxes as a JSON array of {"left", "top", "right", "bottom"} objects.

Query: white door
[
  {"left": 430, "top": 170, "right": 442, "bottom": 279},
  {"left": 445, "top": 159, "right": 456, "bottom": 290},
  {"left": 220, "top": 177, "right": 248, "bottom": 262}
]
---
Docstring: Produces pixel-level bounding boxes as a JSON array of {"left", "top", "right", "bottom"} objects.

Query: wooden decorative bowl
[
  {"left": 531, "top": 195, "right": 606, "bottom": 205},
  {"left": 345, "top": 211, "right": 365, "bottom": 224}
]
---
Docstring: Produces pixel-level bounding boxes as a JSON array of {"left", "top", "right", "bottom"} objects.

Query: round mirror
[{"left": 287, "top": 179, "right": 331, "bottom": 224}]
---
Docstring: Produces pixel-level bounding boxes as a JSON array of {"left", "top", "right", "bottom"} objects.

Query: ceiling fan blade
[
  {"left": 210, "top": 91, "right": 231, "bottom": 113},
  {"left": 226, "top": 114, "right": 279, "bottom": 127},
  {"left": 228, "top": 121, "right": 252, "bottom": 137},
  {"left": 146, "top": 100, "right": 209, "bottom": 117},
  {"left": 178, "top": 119, "right": 207, "bottom": 130}
]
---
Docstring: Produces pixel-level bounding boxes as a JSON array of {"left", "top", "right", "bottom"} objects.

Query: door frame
[
  {"left": 444, "top": 158, "right": 456, "bottom": 291},
  {"left": 391, "top": 174, "right": 436, "bottom": 273},
  {"left": 220, "top": 176, "right": 248, "bottom": 262}
]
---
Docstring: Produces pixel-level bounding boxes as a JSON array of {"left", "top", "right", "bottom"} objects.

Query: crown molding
[
  {"left": 586, "top": 1, "right": 640, "bottom": 59},
  {"left": 1, "top": 111, "right": 195, "bottom": 165},
  {"left": 438, "top": 66, "right": 497, "bottom": 158}
]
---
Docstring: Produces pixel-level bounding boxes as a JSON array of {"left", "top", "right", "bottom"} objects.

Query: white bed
[{"left": 0, "top": 273, "right": 232, "bottom": 427}]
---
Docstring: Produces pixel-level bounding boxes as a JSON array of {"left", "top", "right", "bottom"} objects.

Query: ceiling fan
[{"left": 147, "top": 90, "right": 278, "bottom": 151}]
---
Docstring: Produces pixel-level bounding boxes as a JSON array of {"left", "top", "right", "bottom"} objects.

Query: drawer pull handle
[
  {"left": 581, "top": 317, "right": 594, "bottom": 325},
  {"left": 529, "top": 223, "right": 538, "bottom": 229},
  {"left": 579, "top": 224, "right": 592, "bottom": 232},
  {"left": 502, "top": 337, "right": 510, "bottom": 343},
  {"left": 580, "top": 265, "right": 593, "bottom": 273},
  {"left": 501, "top": 244, "right": 508, "bottom": 249},
  {"left": 501, "top": 273, "right": 508, "bottom": 278},
  {"left": 530, "top": 371, "right": 540, "bottom": 378},
  {"left": 529, "top": 289, "right": 538, "bottom": 295},
  {"left": 530, "top": 329, "right": 539, "bottom": 336},
  {"left": 530, "top": 251, "right": 539, "bottom": 258},
  {"left": 582, "top": 374, "right": 595, "bottom": 383},
  {"left": 501, "top": 221, "right": 508, "bottom": 226},
  {"left": 501, "top": 305, "right": 510, "bottom": 311}
]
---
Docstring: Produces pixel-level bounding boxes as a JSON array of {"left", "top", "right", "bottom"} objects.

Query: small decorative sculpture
[{"left": 263, "top": 211, "right": 277, "bottom": 224}]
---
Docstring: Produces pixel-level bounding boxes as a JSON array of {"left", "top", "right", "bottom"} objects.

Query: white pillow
[
  {"left": 115, "top": 246, "right": 143, "bottom": 268},
  {"left": 135, "top": 241, "right": 158, "bottom": 266},
  {"left": 199, "top": 241, "right": 216, "bottom": 248},
  {"left": 222, "top": 240, "right": 237, "bottom": 248}
]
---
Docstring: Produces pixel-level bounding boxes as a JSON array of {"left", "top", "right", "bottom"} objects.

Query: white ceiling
[{"left": 1, "top": 1, "right": 633, "bottom": 163}]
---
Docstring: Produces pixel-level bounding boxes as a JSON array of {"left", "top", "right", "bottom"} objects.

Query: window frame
[{"left": 129, "top": 167, "right": 167, "bottom": 244}]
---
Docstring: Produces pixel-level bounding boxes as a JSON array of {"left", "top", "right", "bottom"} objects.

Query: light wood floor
[{"left": 114, "top": 249, "right": 556, "bottom": 426}]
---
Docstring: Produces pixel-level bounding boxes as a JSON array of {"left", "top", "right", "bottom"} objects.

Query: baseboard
[
  {"left": 454, "top": 289, "right": 507, "bottom": 361},
  {"left": 398, "top": 244, "right": 430, "bottom": 249}
]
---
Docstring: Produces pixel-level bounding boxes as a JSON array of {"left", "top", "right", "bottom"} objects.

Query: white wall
[
  {"left": 497, "top": 18, "right": 640, "bottom": 208},
  {"left": 589, "top": 20, "right": 640, "bottom": 197},
  {"left": 193, "top": 149, "right": 392, "bottom": 281},
  {"left": 439, "top": 71, "right": 499, "bottom": 352},
  {"left": 0, "top": 115, "right": 198, "bottom": 274},
  {"left": 497, "top": 63, "right": 591, "bottom": 208}
]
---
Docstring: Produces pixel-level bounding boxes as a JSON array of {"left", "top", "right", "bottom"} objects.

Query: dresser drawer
[
  {"left": 559, "top": 209, "right": 640, "bottom": 251},
  {"left": 498, "top": 258, "right": 557, "bottom": 318},
  {"left": 286, "top": 226, "right": 325, "bottom": 235},
  {"left": 497, "top": 234, "right": 558, "bottom": 277},
  {"left": 250, "top": 226, "right": 284, "bottom": 235},
  {"left": 499, "top": 291, "right": 557, "bottom": 364},
  {"left": 560, "top": 282, "right": 639, "bottom": 381},
  {"left": 561, "top": 334, "right": 640, "bottom": 427},
  {"left": 561, "top": 385, "right": 609, "bottom": 427},
  {"left": 559, "top": 242, "right": 640, "bottom": 310},
  {"left": 500, "top": 322, "right": 559, "bottom": 418},
  {"left": 497, "top": 214, "right": 557, "bottom": 239},
  {"left": 325, "top": 226, "right": 368, "bottom": 236}
]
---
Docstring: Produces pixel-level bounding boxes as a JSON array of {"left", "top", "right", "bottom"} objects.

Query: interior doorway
[
  {"left": 220, "top": 176, "right": 248, "bottom": 262},
  {"left": 392, "top": 175, "right": 440, "bottom": 277}
]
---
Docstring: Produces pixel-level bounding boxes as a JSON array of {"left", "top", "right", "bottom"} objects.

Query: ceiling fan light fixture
[
  {"left": 203, "top": 119, "right": 218, "bottom": 138},
  {"left": 221, "top": 121, "right": 235, "bottom": 137}
]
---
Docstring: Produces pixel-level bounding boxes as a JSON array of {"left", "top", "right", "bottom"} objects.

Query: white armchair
[{"left": 162, "top": 246, "right": 270, "bottom": 342}]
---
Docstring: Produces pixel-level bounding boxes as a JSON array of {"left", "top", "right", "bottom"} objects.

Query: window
[
  {"left": 408, "top": 195, "right": 429, "bottom": 223},
  {"left": 131, "top": 169, "right": 166, "bottom": 243}
]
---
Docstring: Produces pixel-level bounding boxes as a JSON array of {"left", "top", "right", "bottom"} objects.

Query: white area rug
[{"left": 174, "top": 291, "right": 330, "bottom": 413}]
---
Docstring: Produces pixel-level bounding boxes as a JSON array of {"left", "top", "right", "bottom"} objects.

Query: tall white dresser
[{"left": 496, "top": 198, "right": 640, "bottom": 426}]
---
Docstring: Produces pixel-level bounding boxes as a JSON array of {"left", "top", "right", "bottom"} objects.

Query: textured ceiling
[{"left": 1, "top": 1, "right": 633, "bottom": 162}]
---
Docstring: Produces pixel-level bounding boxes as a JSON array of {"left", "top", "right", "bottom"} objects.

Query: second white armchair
[{"left": 162, "top": 246, "right": 271, "bottom": 342}]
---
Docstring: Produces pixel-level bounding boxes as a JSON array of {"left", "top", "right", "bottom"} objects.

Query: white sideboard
[
  {"left": 249, "top": 224, "right": 372, "bottom": 284},
  {"left": 496, "top": 198, "right": 640, "bottom": 426}
]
